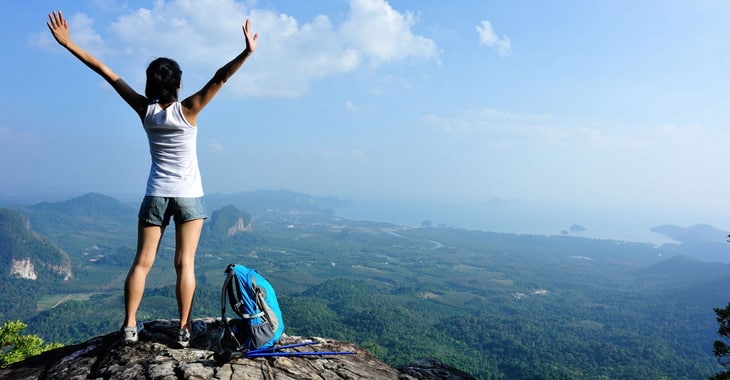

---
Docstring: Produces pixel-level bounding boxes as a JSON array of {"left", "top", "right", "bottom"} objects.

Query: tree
[
  {"left": 711, "top": 303, "right": 730, "bottom": 379},
  {"left": 0, "top": 320, "right": 62, "bottom": 367}
]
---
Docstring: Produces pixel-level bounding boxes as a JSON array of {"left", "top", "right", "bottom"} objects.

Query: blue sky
[{"left": 3, "top": 0, "right": 730, "bottom": 239}]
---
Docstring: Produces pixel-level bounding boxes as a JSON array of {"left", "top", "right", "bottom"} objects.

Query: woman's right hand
[{"left": 47, "top": 11, "right": 71, "bottom": 47}]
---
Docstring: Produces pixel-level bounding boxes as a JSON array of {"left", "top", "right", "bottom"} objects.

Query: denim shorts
[{"left": 138, "top": 196, "right": 208, "bottom": 227}]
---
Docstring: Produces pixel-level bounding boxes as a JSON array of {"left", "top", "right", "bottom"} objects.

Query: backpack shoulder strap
[{"left": 221, "top": 264, "right": 237, "bottom": 323}]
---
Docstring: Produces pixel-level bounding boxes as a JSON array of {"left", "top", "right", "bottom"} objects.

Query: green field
[{"left": 36, "top": 293, "right": 99, "bottom": 312}]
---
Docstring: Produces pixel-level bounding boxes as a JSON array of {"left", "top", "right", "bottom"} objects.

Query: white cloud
[
  {"left": 108, "top": 1, "right": 248, "bottom": 65},
  {"left": 339, "top": 0, "right": 437, "bottom": 63},
  {"left": 240, "top": 11, "right": 361, "bottom": 97},
  {"left": 88, "top": 0, "right": 438, "bottom": 97},
  {"left": 476, "top": 20, "right": 511, "bottom": 56}
]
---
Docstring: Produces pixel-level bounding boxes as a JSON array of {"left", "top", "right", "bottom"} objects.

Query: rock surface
[{"left": 0, "top": 318, "right": 476, "bottom": 379}]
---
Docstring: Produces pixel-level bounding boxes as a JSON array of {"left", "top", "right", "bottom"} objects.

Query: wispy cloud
[
  {"left": 209, "top": 138, "right": 227, "bottom": 153},
  {"left": 318, "top": 149, "right": 367, "bottom": 161},
  {"left": 0, "top": 125, "right": 39, "bottom": 145},
  {"left": 422, "top": 107, "right": 730, "bottom": 156},
  {"left": 418, "top": 105, "right": 730, "bottom": 209},
  {"left": 33, "top": 12, "right": 110, "bottom": 57},
  {"left": 476, "top": 20, "right": 511, "bottom": 56},
  {"left": 345, "top": 100, "right": 362, "bottom": 112},
  {"left": 423, "top": 107, "right": 552, "bottom": 142}
]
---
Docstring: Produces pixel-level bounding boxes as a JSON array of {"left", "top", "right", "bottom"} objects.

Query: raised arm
[
  {"left": 181, "top": 18, "right": 259, "bottom": 124},
  {"left": 47, "top": 11, "right": 147, "bottom": 119}
]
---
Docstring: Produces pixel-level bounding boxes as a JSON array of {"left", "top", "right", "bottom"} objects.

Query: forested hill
[
  {"left": 10, "top": 192, "right": 137, "bottom": 249},
  {"left": 0, "top": 208, "right": 72, "bottom": 322},
  {"left": 3, "top": 191, "right": 730, "bottom": 379}
]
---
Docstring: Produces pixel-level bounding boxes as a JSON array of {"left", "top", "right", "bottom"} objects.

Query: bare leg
[
  {"left": 174, "top": 218, "right": 204, "bottom": 331},
  {"left": 123, "top": 221, "right": 164, "bottom": 328}
]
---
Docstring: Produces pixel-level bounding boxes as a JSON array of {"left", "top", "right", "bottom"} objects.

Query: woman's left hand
[{"left": 242, "top": 18, "right": 258, "bottom": 53}]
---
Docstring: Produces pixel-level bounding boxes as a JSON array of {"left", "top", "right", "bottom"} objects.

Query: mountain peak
[{"left": 0, "top": 318, "right": 475, "bottom": 380}]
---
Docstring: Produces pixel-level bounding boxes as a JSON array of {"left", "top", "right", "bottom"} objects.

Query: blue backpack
[{"left": 218, "top": 264, "right": 284, "bottom": 353}]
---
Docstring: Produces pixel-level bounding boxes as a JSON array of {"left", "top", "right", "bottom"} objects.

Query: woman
[{"left": 47, "top": 10, "right": 258, "bottom": 347}]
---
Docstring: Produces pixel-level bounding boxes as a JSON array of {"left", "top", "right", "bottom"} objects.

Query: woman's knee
[
  {"left": 131, "top": 259, "right": 154, "bottom": 275},
  {"left": 134, "top": 248, "right": 158, "bottom": 268},
  {"left": 174, "top": 255, "right": 195, "bottom": 272}
]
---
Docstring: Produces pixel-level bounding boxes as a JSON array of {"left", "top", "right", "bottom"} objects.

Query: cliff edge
[{"left": 0, "top": 318, "right": 475, "bottom": 380}]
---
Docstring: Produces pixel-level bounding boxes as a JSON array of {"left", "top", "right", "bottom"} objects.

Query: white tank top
[{"left": 143, "top": 102, "right": 204, "bottom": 197}]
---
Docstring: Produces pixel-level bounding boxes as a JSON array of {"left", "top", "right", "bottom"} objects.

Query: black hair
[{"left": 145, "top": 57, "right": 181, "bottom": 103}]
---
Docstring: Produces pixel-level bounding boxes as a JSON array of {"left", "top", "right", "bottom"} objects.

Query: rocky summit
[{"left": 0, "top": 318, "right": 476, "bottom": 380}]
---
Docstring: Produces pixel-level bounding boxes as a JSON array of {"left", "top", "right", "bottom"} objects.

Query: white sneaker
[
  {"left": 121, "top": 321, "right": 144, "bottom": 345},
  {"left": 177, "top": 320, "right": 207, "bottom": 348}
]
